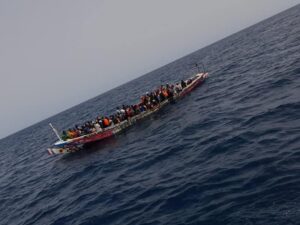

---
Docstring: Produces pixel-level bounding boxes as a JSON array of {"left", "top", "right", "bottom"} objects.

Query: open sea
[{"left": 1, "top": 5, "right": 300, "bottom": 225}]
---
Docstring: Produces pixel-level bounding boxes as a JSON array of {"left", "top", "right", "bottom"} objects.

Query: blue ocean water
[{"left": 1, "top": 5, "right": 300, "bottom": 225}]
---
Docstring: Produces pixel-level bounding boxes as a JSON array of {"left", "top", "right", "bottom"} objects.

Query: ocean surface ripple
[{"left": 1, "top": 5, "right": 300, "bottom": 225}]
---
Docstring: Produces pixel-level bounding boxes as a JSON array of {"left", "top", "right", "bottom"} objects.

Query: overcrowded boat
[{"left": 48, "top": 72, "right": 208, "bottom": 155}]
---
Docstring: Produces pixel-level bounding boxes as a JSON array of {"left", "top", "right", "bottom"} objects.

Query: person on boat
[
  {"left": 71, "top": 129, "right": 78, "bottom": 138},
  {"left": 73, "top": 125, "right": 82, "bottom": 136},
  {"left": 121, "top": 105, "right": 126, "bottom": 115},
  {"left": 130, "top": 105, "right": 137, "bottom": 115},
  {"left": 162, "top": 88, "right": 169, "bottom": 98},
  {"left": 90, "top": 123, "right": 96, "bottom": 133},
  {"left": 142, "top": 93, "right": 150, "bottom": 105},
  {"left": 125, "top": 106, "right": 132, "bottom": 118},
  {"left": 159, "top": 90, "right": 166, "bottom": 102},
  {"left": 116, "top": 107, "right": 121, "bottom": 115},
  {"left": 181, "top": 80, "right": 187, "bottom": 88},
  {"left": 138, "top": 104, "right": 143, "bottom": 112},
  {"left": 149, "top": 92, "right": 158, "bottom": 106},
  {"left": 96, "top": 118, "right": 103, "bottom": 128},
  {"left": 109, "top": 115, "right": 116, "bottom": 125},
  {"left": 112, "top": 114, "right": 120, "bottom": 124},
  {"left": 149, "top": 92, "right": 156, "bottom": 104},
  {"left": 117, "top": 107, "right": 125, "bottom": 121},
  {"left": 102, "top": 117, "right": 111, "bottom": 128},
  {"left": 83, "top": 122, "right": 91, "bottom": 133},
  {"left": 138, "top": 104, "right": 146, "bottom": 112},
  {"left": 153, "top": 90, "right": 159, "bottom": 103},
  {"left": 66, "top": 129, "right": 74, "bottom": 138},
  {"left": 175, "top": 83, "right": 182, "bottom": 93},
  {"left": 61, "top": 131, "right": 69, "bottom": 141},
  {"left": 140, "top": 95, "right": 146, "bottom": 105},
  {"left": 167, "top": 86, "right": 174, "bottom": 98},
  {"left": 82, "top": 124, "right": 91, "bottom": 135},
  {"left": 74, "top": 128, "right": 81, "bottom": 137}
]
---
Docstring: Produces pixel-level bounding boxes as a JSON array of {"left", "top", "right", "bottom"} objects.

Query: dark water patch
[
  {"left": 242, "top": 101, "right": 300, "bottom": 127},
  {"left": 269, "top": 78, "right": 293, "bottom": 88},
  {"left": 292, "top": 67, "right": 300, "bottom": 75}
]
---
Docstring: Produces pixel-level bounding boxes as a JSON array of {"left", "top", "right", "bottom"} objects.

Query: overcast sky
[{"left": 0, "top": 0, "right": 299, "bottom": 139}]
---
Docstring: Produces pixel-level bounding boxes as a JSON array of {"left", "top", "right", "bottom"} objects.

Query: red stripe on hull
[{"left": 72, "top": 130, "right": 114, "bottom": 145}]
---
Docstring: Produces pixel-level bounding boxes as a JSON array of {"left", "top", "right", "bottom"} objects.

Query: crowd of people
[{"left": 61, "top": 79, "right": 192, "bottom": 141}]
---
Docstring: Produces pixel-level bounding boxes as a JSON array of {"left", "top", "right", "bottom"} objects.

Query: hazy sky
[{"left": 0, "top": 0, "right": 299, "bottom": 139}]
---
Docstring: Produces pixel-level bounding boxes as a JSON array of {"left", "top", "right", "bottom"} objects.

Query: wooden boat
[{"left": 48, "top": 72, "right": 208, "bottom": 155}]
